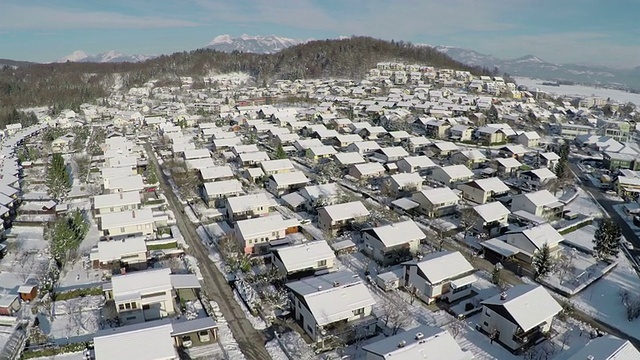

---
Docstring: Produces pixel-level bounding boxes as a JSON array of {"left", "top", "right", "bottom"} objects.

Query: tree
[
  {"left": 379, "top": 300, "right": 410, "bottom": 335},
  {"left": 46, "top": 153, "right": 71, "bottom": 202},
  {"left": 146, "top": 162, "right": 158, "bottom": 184},
  {"left": 593, "top": 219, "right": 622, "bottom": 261},
  {"left": 273, "top": 143, "right": 287, "bottom": 160},
  {"left": 72, "top": 154, "right": 90, "bottom": 183},
  {"left": 532, "top": 242, "right": 553, "bottom": 280},
  {"left": 458, "top": 207, "right": 476, "bottom": 236}
]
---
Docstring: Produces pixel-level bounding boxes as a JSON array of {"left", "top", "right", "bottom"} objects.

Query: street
[{"left": 145, "top": 144, "right": 271, "bottom": 360}]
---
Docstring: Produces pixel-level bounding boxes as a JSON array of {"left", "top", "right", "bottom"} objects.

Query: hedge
[
  {"left": 53, "top": 287, "right": 103, "bottom": 301},
  {"left": 147, "top": 242, "right": 178, "bottom": 251}
]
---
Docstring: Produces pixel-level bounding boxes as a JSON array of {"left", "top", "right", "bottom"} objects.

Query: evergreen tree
[
  {"left": 146, "top": 162, "right": 158, "bottom": 184},
  {"left": 274, "top": 143, "right": 287, "bottom": 160},
  {"left": 532, "top": 243, "right": 553, "bottom": 280},
  {"left": 593, "top": 219, "right": 622, "bottom": 261},
  {"left": 46, "top": 153, "right": 71, "bottom": 202}
]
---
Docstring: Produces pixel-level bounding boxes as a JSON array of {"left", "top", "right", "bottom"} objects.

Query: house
[
  {"left": 272, "top": 241, "right": 336, "bottom": 278},
  {"left": 104, "top": 175, "right": 145, "bottom": 194},
  {"left": 349, "top": 162, "right": 386, "bottom": 180},
  {"left": 406, "top": 136, "right": 431, "bottom": 153},
  {"left": 90, "top": 237, "right": 148, "bottom": 270},
  {"left": 231, "top": 144, "right": 260, "bottom": 156},
  {"left": 102, "top": 167, "right": 137, "bottom": 188},
  {"left": 0, "top": 295, "right": 20, "bottom": 316},
  {"left": 182, "top": 149, "right": 211, "bottom": 162},
  {"left": 510, "top": 190, "right": 564, "bottom": 219},
  {"left": 397, "top": 156, "right": 436, "bottom": 174},
  {"left": 505, "top": 223, "right": 564, "bottom": 263},
  {"left": 471, "top": 202, "right": 510, "bottom": 236},
  {"left": 538, "top": 152, "right": 560, "bottom": 169},
  {"left": 299, "top": 183, "right": 341, "bottom": 211},
  {"left": 332, "top": 134, "right": 363, "bottom": 148},
  {"left": 402, "top": 251, "right": 476, "bottom": 303},
  {"left": 499, "top": 145, "right": 528, "bottom": 159},
  {"left": 476, "top": 126, "right": 506, "bottom": 145},
  {"left": 225, "top": 193, "right": 276, "bottom": 222},
  {"left": 286, "top": 270, "right": 376, "bottom": 342},
  {"left": 362, "top": 220, "right": 425, "bottom": 265},
  {"left": 517, "top": 131, "right": 541, "bottom": 148},
  {"left": 425, "top": 119, "right": 451, "bottom": 139},
  {"left": 93, "top": 191, "right": 142, "bottom": 215},
  {"left": 237, "top": 151, "right": 270, "bottom": 166},
  {"left": 429, "top": 165, "right": 474, "bottom": 187},
  {"left": 496, "top": 157, "right": 522, "bottom": 177},
  {"left": 18, "top": 285, "right": 37, "bottom": 302},
  {"left": 480, "top": 285, "right": 561, "bottom": 351},
  {"left": 99, "top": 208, "right": 155, "bottom": 239},
  {"left": 564, "top": 335, "right": 640, "bottom": 360},
  {"left": 388, "top": 173, "right": 424, "bottom": 196},
  {"left": 370, "top": 147, "right": 409, "bottom": 163},
  {"left": 346, "top": 141, "right": 381, "bottom": 155},
  {"left": 260, "top": 159, "right": 294, "bottom": 176},
  {"left": 306, "top": 145, "right": 338, "bottom": 160},
  {"left": 294, "top": 139, "right": 324, "bottom": 152},
  {"left": 430, "top": 141, "right": 460, "bottom": 157},
  {"left": 198, "top": 166, "right": 235, "bottom": 183},
  {"left": 448, "top": 125, "right": 474, "bottom": 142},
  {"left": 318, "top": 201, "right": 370, "bottom": 235},
  {"left": 233, "top": 214, "right": 298, "bottom": 254},
  {"left": 202, "top": 179, "right": 244, "bottom": 207},
  {"left": 450, "top": 150, "right": 487, "bottom": 169},
  {"left": 521, "top": 168, "right": 557, "bottom": 189},
  {"left": 362, "top": 325, "right": 473, "bottom": 360},
  {"left": 333, "top": 152, "right": 366, "bottom": 167},
  {"left": 411, "top": 187, "right": 459, "bottom": 217},
  {"left": 93, "top": 320, "right": 178, "bottom": 360},
  {"left": 457, "top": 178, "right": 510, "bottom": 204},
  {"left": 51, "top": 136, "right": 73, "bottom": 153},
  {"left": 266, "top": 171, "right": 309, "bottom": 196}
]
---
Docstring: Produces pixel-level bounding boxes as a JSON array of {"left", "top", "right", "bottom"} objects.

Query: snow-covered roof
[
  {"left": 463, "top": 177, "right": 510, "bottom": 194},
  {"left": 319, "top": 201, "right": 370, "bottom": 221},
  {"left": 521, "top": 190, "right": 561, "bottom": 208},
  {"left": 100, "top": 208, "right": 154, "bottom": 230},
  {"left": 182, "top": 148, "right": 211, "bottom": 160},
  {"left": 496, "top": 157, "right": 522, "bottom": 168},
  {"left": 437, "top": 164, "right": 474, "bottom": 179},
  {"left": 353, "top": 162, "right": 386, "bottom": 176},
  {"left": 482, "top": 285, "right": 562, "bottom": 332},
  {"left": 199, "top": 165, "right": 234, "bottom": 180},
  {"left": 235, "top": 214, "right": 293, "bottom": 239},
  {"left": 414, "top": 187, "right": 459, "bottom": 205},
  {"left": 390, "top": 173, "right": 424, "bottom": 188},
  {"left": 308, "top": 145, "right": 337, "bottom": 156},
  {"left": 97, "top": 237, "right": 147, "bottom": 262},
  {"left": 516, "top": 223, "right": 564, "bottom": 249},
  {"left": 203, "top": 179, "right": 243, "bottom": 196},
  {"left": 523, "top": 167, "right": 556, "bottom": 181},
  {"left": 110, "top": 267, "right": 172, "bottom": 301},
  {"left": 93, "top": 191, "right": 141, "bottom": 210},
  {"left": 226, "top": 192, "right": 275, "bottom": 213},
  {"left": 106, "top": 175, "right": 144, "bottom": 192},
  {"left": 334, "top": 152, "right": 365, "bottom": 166},
  {"left": 260, "top": 159, "right": 294, "bottom": 173},
  {"left": 238, "top": 151, "right": 270, "bottom": 163},
  {"left": 365, "top": 220, "right": 425, "bottom": 248},
  {"left": 94, "top": 319, "right": 176, "bottom": 360},
  {"left": 408, "top": 251, "right": 474, "bottom": 285},
  {"left": 398, "top": 156, "right": 436, "bottom": 171},
  {"left": 432, "top": 141, "right": 460, "bottom": 152},
  {"left": 374, "top": 146, "right": 409, "bottom": 158},
  {"left": 473, "top": 202, "right": 510, "bottom": 222},
  {"left": 455, "top": 149, "right": 486, "bottom": 161},
  {"left": 566, "top": 335, "right": 640, "bottom": 360},
  {"left": 269, "top": 171, "right": 308, "bottom": 186},
  {"left": 273, "top": 241, "right": 336, "bottom": 273},
  {"left": 540, "top": 152, "right": 560, "bottom": 161},
  {"left": 300, "top": 183, "right": 339, "bottom": 201}
]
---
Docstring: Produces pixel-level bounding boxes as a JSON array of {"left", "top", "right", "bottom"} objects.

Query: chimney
[
  {"left": 317, "top": 286, "right": 322, "bottom": 291},
  {"left": 398, "top": 340, "right": 406, "bottom": 348},
  {"left": 415, "top": 332, "right": 424, "bottom": 340},
  {"left": 500, "top": 292, "right": 507, "bottom": 301},
  {"left": 132, "top": 210, "right": 136, "bottom": 218},
  {"left": 333, "top": 281, "right": 340, "bottom": 287}
]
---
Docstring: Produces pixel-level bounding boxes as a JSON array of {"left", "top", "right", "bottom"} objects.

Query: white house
[
  {"left": 105, "top": 175, "right": 145, "bottom": 194},
  {"left": 521, "top": 168, "right": 557, "bottom": 189},
  {"left": 93, "top": 319, "right": 178, "bottom": 360},
  {"left": 565, "top": 335, "right": 640, "bottom": 360},
  {"left": 471, "top": 202, "right": 510, "bottom": 236},
  {"left": 458, "top": 177, "right": 510, "bottom": 204},
  {"left": 346, "top": 140, "right": 381, "bottom": 155},
  {"left": 349, "top": 162, "right": 386, "bottom": 180},
  {"left": 517, "top": 131, "right": 541, "bottom": 148},
  {"left": 233, "top": 214, "right": 298, "bottom": 254},
  {"left": 505, "top": 223, "right": 564, "bottom": 264},
  {"left": 480, "top": 285, "right": 561, "bottom": 351},
  {"left": 388, "top": 173, "right": 424, "bottom": 196},
  {"left": 362, "top": 325, "right": 473, "bottom": 360},
  {"left": 260, "top": 159, "right": 295, "bottom": 176},
  {"left": 99, "top": 208, "right": 155, "bottom": 239},
  {"left": 299, "top": 183, "right": 341, "bottom": 211},
  {"left": 411, "top": 187, "right": 459, "bottom": 217},
  {"left": 266, "top": 171, "right": 309, "bottom": 196},
  {"left": 318, "top": 201, "right": 370, "bottom": 235},
  {"left": 403, "top": 251, "right": 476, "bottom": 304},
  {"left": 93, "top": 191, "right": 141, "bottom": 215},
  {"left": 397, "top": 156, "right": 436, "bottom": 174},
  {"left": 429, "top": 165, "right": 474, "bottom": 187},
  {"left": 90, "top": 237, "right": 148, "bottom": 270},
  {"left": 198, "top": 165, "right": 235, "bottom": 183},
  {"left": 370, "top": 147, "right": 409, "bottom": 163},
  {"left": 272, "top": 241, "right": 336, "bottom": 277},
  {"left": 333, "top": 152, "right": 366, "bottom": 167},
  {"left": 202, "top": 179, "right": 244, "bottom": 207},
  {"left": 286, "top": 270, "right": 376, "bottom": 342},
  {"left": 362, "top": 220, "right": 425, "bottom": 265},
  {"left": 225, "top": 192, "right": 276, "bottom": 222},
  {"left": 510, "top": 190, "right": 564, "bottom": 219}
]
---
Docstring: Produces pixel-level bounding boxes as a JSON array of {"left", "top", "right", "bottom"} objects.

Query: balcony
[{"left": 512, "top": 325, "right": 544, "bottom": 345}]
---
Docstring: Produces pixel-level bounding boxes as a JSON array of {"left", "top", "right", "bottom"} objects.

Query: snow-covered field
[
  {"left": 42, "top": 295, "right": 104, "bottom": 344},
  {"left": 564, "top": 188, "right": 604, "bottom": 218},
  {"left": 515, "top": 77, "right": 640, "bottom": 105}
]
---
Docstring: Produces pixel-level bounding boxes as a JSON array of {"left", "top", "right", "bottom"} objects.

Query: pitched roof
[
  {"left": 235, "top": 214, "right": 291, "bottom": 239},
  {"left": 482, "top": 285, "right": 562, "bottom": 332},
  {"left": 464, "top": 177, "right": 510, "bottom": 193},
  {"left": 97, "top": 237, "right": 147, "bottom": 262},
  {"left": 408, "top": 251, "right": 474, "bottom": 284},
  {"left": 319, "top": 201, "right": 370, "bottom": 221},
  {"left": 390, "top": 173, "right": 424, "bottom": 188},
  {"left": 473, "top": 202, "right": 510, "bottom": 222},
  {"left": 273, "top": 241, "right": 336, "bottom": 273},
  {"left": 365, "top": 220, "right": 425, "bottom": 247},
  {"left": 94, "top": 319, "right": 176, "bottom": 360},
  {"left": 496, "top": 157, "right": 522, "bottom": 168},
  {"left": 413, "top": 187, "right": 459, "bottom": 205},
  {"left": 269, "top": 171, "right": 309, "bottom": 186},
  {"left": 260, "top": 159, "right": 294, "bottom": 173},
  {"left": 353, "top": 162, "right": 386, "bottom": 176},
  {"left": 203, "top": 179, "right": 243, "bottom": 196},
  {"left": 438, "top": 165, "right": 474, "bottom": 179},
  {"left": 226, "top": 192, "right": 275, "bottom": 213},
  {"left": 521, "top": 189, "right": 561, "bottom": 207},
  {"left": 517, "top": 223, "right": 564, "bottom": 249},
  {"left": 199, "top": 165, "right": 234, "bottom": 180},
  {"left": 110, "top": 268, "right": 172, "bottom": 301},
  {"left": 566, "top": 335, "right": 640, "bottom": 360},
  {"left": 398, "top": 156, "right": 436, "bottom": 170},
  {"left": 99, "top": 208, "right": 154, "bottom": 230},
  {"left": 334, "top": 152, "right": 366, "bottom": 166},
  {"left": 93, "top": 191, "right": 141, "bottom": 210}
]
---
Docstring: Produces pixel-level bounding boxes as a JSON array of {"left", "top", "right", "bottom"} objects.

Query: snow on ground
[
  {"left": 0, "top": 226, "right": 49, "bottom": 292},
  {"left": 58, "top": 213, "right": 102, "bottom": 289},
  {"left": 42, "top": 295, "right": 104, "bottom": 344},
  {"left": 573, "top": 251, "right": 640, "bottom": 341},
  {"left": 271, "top": 331, "right": 316, "bottom": 360},
  {"left": 209, "top": 300, "right": 246, "bottom": 360},
  {"left": 515, "top": 77, "right": 640, "bottom": 105},
  {"left": 563, "top": 225, "right": 598, "bottom": 252},
  {"left": 29, "top": 351, "right": 87, "bottom": 360},
  {"left": 232, "top": 290, "right": 267, "bottom": 330},
  {"left": 613, "top": 204, "right": 640, "bottom": 238},
  {"left": 564, "top": 188, "right": 604, "bottom": 218}
]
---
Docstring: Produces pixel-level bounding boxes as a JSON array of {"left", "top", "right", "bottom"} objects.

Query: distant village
[{"left": 0, "top": 61, "right": 637, "bottom": 360}]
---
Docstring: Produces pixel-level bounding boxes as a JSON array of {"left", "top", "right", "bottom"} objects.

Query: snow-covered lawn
[
  {"left": 540, "top": 246, "right": 613, "bottom": 296},
  {"left": 0, "top": 226, "right": 49, "bottom": 292},
  {"left": 42, "top": 295, "right": 104, "bottom": 344},
  {"left": 564, "top": 188, "right": 603, "bottom": 218},
  {"left": 209, "top": 300, "right": 246, "bottom": 360}
]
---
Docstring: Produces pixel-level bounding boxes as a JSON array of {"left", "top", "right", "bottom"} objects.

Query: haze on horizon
[{"left": 0, "top": 0, "right": 639, "bottom": 68}]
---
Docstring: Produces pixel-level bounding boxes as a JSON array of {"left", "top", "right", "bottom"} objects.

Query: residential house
[
  {"left": 362, "top": 220, "right": 425, "bottom": 265},
  {"left": 225, "top": 193, "right": 276, "bottom": 222},
  {"left": 362, "top": 325, "right": 472, "bottom": 360},
  {"left": 448, "top": 125, "right": 473, "bottom": 142},
  {"left": 51, "top": 136, "right": 73, "bottom": 153},
  {"left": 332, "top": 134, "right": 363, "bottom": 148},
  {"left": 450, "top": 150, "right": 487, "bottom": 169},
  {"left": 260, "top": 159, "right": 295, "bottom": 176},
  {"left": 90, "top": 237, "right": 148, "bottom": 270},
  {"left": 510, "top": 190, "right": 564, "bottom": 219},
  {"left": 349, "top": 162, "right": 386, "bottom": 180},
  {"left": 233, "top": 214, "right": 298, "bottom": 254},
  {"left": 198, "top": 166, "right": 235, "bottom": 183},
  {"left": 104, "top": 175, "right": 145, "bottom": 194},
  {"left": 505, "top": 223, "right": 564, "bottom": 264},
  {"left": 202, "top": 180, "right": 244, "bottom": 207},
  {"left": 429, "top": 165, "right": 474, "bottom": 187},
  {"left": 286, "top": 270, "right": 376, "bottom": 342},
  {"left": 99, "top": 208, "right": 155, "bottom": 239},
  {"left": 93, "top": 191, "right": 142, "bottom": 215},
  {"left": 430, "top": 141, "right": 460, "bottom": 157},
  {"left": 182, "top": 149, "right": 211, "bottom": 162},
  {"left": 333, "top": 152, "right": 366, "bottom": 167},
  {"left": 306, "top": 145, "right": 338, "bottom": 160},
  {"left": 238, "top": 151, "right": 270, "bottom": 167},
  {"left": 346, "top": 141, "right": 381, "bottom": 155},
  {"left": 565, "top": 335, "right": 640, "bottom": 360},
  {"left": 397, "top": 156, "right": 436, "bottom": 174},
  {"left": 496, "top": 157, "right": 522, "bottom": 177},
  {"left": 517, "top": 131, "right": 541, "bottom": 148},
  {"left": 267, "top": 171, "right": 309, "bottom": 196},
  {"left": 318, "top": 201, "right": 370, "bottom": 235},
  {"left": 299, "top": 183, "right": 341, "bottom": 211},
  {"left": 272, "top": 241, "right": 336, "bottom": 278},
  {"left": 476, "top": 126, "right": 506, "bottom": 145},
  {"left": 93, "top": 320, "right": 178, "bottom": 360},
  {"left": 521, "top": 168, "right": 557, "bottom": 189},
  {"left": 402, "top": 251, "right": 476, "bottom": 303},
  {"left": 480, "top": 285, "right": 561, "bottom": 351},
  {"left": 458, "top": 178, "right": 510, "bottom": 204},
  {"left": 471, "top": 202, "right": 510, "bottom": 236},
  {"left": 538, "top": 152, "right": 560, "bottom": 169},
  {"left": 499, "top": 145, "right": 528, "bottom": 159},
  {"left": 370, "top": 147, "right": 409, "bottom": 163},
  {"left": 411, "top": 187, "right": 459, "bottom": 217},
  {"left": 425, "top": 119, "right": 451, "bottom": 139},
  {"left": 388, "top": 173, "right": 424, "bottom": 196},
  {"left": 406, "top": 136, "right": 431, "bottom": 153}
]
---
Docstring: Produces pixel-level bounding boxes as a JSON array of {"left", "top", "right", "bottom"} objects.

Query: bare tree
[
  {"left": 15, "top": 251, "right": 36, "bottom": 282},
  {"left": 554, "top": 252, "right": 575, "bottom": 284},
  {"left": 447, "top": 320, "right": 465, "bottom": 339},
  {"left": 458, "top": 207, "right": 477, "bottom": 237},
  {"left": 379, "top": 300, "right": 410, "bottom": 335}
]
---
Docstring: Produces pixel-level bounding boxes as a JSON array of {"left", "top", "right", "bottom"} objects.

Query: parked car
[
  {"left": 198, "top": 330, "right": 211, "bottom": 342},
  {"left": 182, "top": 336, "right": 193, "bottom": 348}
]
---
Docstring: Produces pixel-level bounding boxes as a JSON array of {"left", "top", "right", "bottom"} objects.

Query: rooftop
[
  {"left": 273, "top": 241, "right": 336, "bottom": 273},
  {"left": 319, "top": 201, "right": 370, "bottom": 221},
  {"left": 93, "top": 191, "right": 141, "bottom": 210},
  {"left": 100, "top": 208, "right": 154, "bottom": 230},
  {"left": 408, "top": 251, "right": 474, "bottom": 284},
  {"left": 482, "top": 285, "right": 562, "bottom": 332}
]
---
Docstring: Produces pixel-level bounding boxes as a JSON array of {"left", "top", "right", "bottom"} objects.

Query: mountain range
[
  {"left": 205, "top": 34, "right": 305, "bottom": 54},
  {"left": 56, "top": 50, "right": 156, "bottom": 63},
  {"left": 433, "top": 46, "right": 640, "bottom": 91}
]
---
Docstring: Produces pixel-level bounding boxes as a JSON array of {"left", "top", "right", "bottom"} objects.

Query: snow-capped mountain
[
  {"left": 56, "top": 50, "right": 155, "bottom": 63},
  {"left": 205, "top": 34, "right": 304, "bottom": 54},
  {"left": 433, "top": 45, "right": 640, "bottom": 89}
]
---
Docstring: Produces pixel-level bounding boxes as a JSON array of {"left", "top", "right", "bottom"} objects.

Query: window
[
  {"left": 307, "top": 324, "right": 314, "bottom": 334},
  {"left": 110, "top": 207, "right": 114, "bottom": 212},
  {"left": 137, "top": 225, "right": 142, "bottom": 230},
  {"left": 317, "top": 260, "right": 327, "bottom": 267},
  {"left": 118, "top": 304, "right": 125, "bottom": 310},
  {"left": 485, "top": 309, "right": 491, "bottom": 317},
  {"left": 142, "top": 304, "right": 150, "bottom": 310},
  {"left": 131, "top": 302, "right": 137, "bottom": 309},
  {"left": 125, "top": 303, "right": 131, "bottom": 310},
  {"left": 352, "top": 308, "right": 365, "bottom": 316},
  {"left": 120, "top": 227, "right": 126, "bottom": 233},
  {"left": 483, "top": 321, "right": 489, "bottom": 327}
]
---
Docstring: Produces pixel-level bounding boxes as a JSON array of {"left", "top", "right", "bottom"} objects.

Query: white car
[
  {"left": 181, "top": 336, "right": 193, "bottom": 348},
  {"left": 198, "top": 330, "right": 211, "bottom": 342}
]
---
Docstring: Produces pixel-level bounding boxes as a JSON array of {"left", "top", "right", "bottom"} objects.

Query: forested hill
[{"left": 0, "top": 37, "right": 490, "bottom": 125}]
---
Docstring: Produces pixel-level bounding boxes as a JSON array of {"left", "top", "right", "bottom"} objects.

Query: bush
[
  {"left": 53, "top": 287, "right": 103, "bottom": 301},
  {"left": 147, "top": 242, "right": 178, "bottom": 251},
  {"left": 21, "top": 342, "right": 90, "bottom": 359},
  {"left": 464, "top": 302, "right": 475, "bottom": 311}
]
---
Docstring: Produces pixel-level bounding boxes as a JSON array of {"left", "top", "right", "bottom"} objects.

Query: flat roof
[
  {"left": 94, "top": 319, "right": 176, "bottom": 360},
  {"left": 100, "top": 208, "right": 154, "bottom": 230},
  {"left": 93, "top": 191, "right": 141, "bottom": 210},
  {"left": 171, "top": 316, "right": 218, "bottom": 337}
]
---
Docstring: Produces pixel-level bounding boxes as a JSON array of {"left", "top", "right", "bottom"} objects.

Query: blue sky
[{"left": 1, "top": 0, "right": 639, "bottom": 68}]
